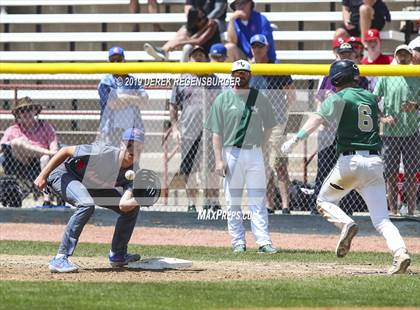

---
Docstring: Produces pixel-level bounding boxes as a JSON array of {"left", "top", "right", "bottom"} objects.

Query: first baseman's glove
[
  {"left": 281, "top": 136, "right": 299, "bottom": 155},
  {"left": 132, "top": 169, "right": 161, "bottom": 207}
]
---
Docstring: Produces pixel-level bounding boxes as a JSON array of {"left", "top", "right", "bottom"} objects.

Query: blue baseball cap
[
  {"left": 250, "top": 34, "right": 269, "bottom": 46},
  {"left": 122, "top": 128, "right": 145, "bottom": 143},
  {"left": 209, "top": 43, "right": 227, "bottom": 57},
  {"left": 108, "top": 46, "right": 125, "bottom": 58}
]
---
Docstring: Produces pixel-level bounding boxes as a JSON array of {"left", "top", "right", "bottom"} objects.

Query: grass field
[{"left": 1, "top": 240, "right": 419, "bottom": 310}]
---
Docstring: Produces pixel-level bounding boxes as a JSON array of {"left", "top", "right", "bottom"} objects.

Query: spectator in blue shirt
[
  {"left": 97, "top": 46, "right": 148, "bottom": 147},
  {"left": 226, "top": 0, "right": 276, "bottom": 62}
]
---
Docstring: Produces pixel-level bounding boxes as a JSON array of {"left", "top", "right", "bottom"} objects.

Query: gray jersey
[
  {"left": 170, "top": 74, "right": 221, "bottom": 140},
  {"left": 58, "top": 144, "right": 135, "bottom": 190}
]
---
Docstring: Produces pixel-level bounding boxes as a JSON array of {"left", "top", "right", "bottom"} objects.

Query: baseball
[{"left": 125, "top": 170, "right": 135, "bottom": 181}]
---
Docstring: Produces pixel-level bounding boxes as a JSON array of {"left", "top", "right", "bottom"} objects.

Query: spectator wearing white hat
[
  {"left": 205, "top": 59, "right": 278, "bottom": 254},
  {"left": 374, "top": 44, "right": 420, "bottom": 216}
]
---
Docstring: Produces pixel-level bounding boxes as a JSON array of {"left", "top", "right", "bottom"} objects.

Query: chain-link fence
[{"left": 0, "top": 72, "right": 419, "bottom": 216}]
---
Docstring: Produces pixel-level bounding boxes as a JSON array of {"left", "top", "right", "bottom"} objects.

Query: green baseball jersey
[
  {"left": 204, "top": 88, "right": 277, "bottom": 147},
  {"left": 374, "top": 76, "right": 420, "bottom": 137},
  {"left": 317, "top": 87, "right": 382, "bottom": 154}
]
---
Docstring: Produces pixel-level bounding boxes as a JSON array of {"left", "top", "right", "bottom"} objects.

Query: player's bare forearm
[
  {"left": 119, "top": 190, "right": 139, "bottom": 213},
  {"left": 39, "top": 146, "right": 75, "bottom": 178},
  {"left": 212, "top": 133, "right": 223, "bottom": 163},
  {"left": 300, "top": 114, "right": 325, "bottom": 138},
  {"left": 34, "top": 146, "right": 76, "bottom": 191},
  {"left": 212, "top": 133, "right": 225, "bottom": 177}
]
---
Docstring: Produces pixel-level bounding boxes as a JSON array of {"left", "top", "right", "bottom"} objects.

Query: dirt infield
[
  {"left": 1, "top": 254, "right": 419, "bottom": 283},
  {"left": 1, "top": 223, "right": 420, "bottom": 253},
  {"left": 1, "top": 223, "right": 419, "bottom": 283}
]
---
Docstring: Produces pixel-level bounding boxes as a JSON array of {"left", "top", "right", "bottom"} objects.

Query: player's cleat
[
  {"left": 258, "top": 244, "right": 278, "bottom": 254},
  {"left": 144, "top": 43, "right": 168, "bottom": 61},
  {"left": 232, "top": 244, "right": 246, "bottom": 253},
  {"left": 48, "top": 255, "right": 79, "bottom": 273},
  {"left": 388, "top": 248, "right": 411, "bottom": 275},
  {"left": 109, "top": 252, "right": 141, "bottom": 267},
  {"left": 336, "top": 222, "right": 359, "bottom": 258}
]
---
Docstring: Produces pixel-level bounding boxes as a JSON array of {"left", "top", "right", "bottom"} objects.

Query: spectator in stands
[
  {"left": 130, "top": 0, "right": 162, "bottom": 32},
  {"left": 170, "top": 46, "right": 222, "bottom": 212},
  {"left": 334, "top": 0, "right": 390, "bottom": 42},
  {"left": 144, "top": 7, "right": 221, "bottom": 62},
  {"left": 226, "top": 0, "right": 275, "bottom": 62},
  {"left": 361, "top": 28, "right": 393, "bottom": 64},
  {"left": 361, "top": 29, "right": 392, "bottom": 91},
  {"left": 185, "top": 0, "right": 228, "bottom": 32},
  {"left": 408, "top": 36, "right": 420, "bottom": 65},
  {"left": 0, "top": 97, "right": 58, "bottom": 206},
  {"left": 313, "top": 43, "right": 369, "bottom": 215},
  {"left": 248, "top": 34, "right": 296, "bottom": 214},
  {"left": 346, "top": 36, "right": 364, "bottom": 63},
  {"left": 209, "top": 43, "right": 227, "bottom": 62},
  {"left": 97, "top": 46, "right": 148, "bottom": 147},
  {"left": 332, "top": 37, "right": 347, "bottom": 58},
  {"left": 374, "top": 44, "right": 419, "bottom": 216}
]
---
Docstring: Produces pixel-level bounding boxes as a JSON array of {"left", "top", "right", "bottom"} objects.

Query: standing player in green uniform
[
  {"left": 281, "top": 60, "right": 411, "bottom": 274},
  {"left": 205, "top": 59, "right": 278, "bottom": 253}
]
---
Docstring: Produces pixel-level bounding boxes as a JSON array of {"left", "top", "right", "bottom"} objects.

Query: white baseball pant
[
  {"left": 317, "top": 151, "right": 406, "bottom": 253},
  {"left": 223, "top": 146, "right": 272, "bottom": 247}
]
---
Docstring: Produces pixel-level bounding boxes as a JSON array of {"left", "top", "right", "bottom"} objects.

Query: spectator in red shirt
[
  {"left": 361, "top": 28, "right": 393, "bottom": 64},
  {"left": 0, "top": 97, "right": 58, "bottom": 205}
]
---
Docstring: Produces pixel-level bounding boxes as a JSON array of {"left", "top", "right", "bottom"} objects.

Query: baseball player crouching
[
  {"left": 34, "top": 128, "right": 145, "bottom": 273},
  {"left": 281, "top": 60, "right": 411, "bottom": 274},
  {"left": 205, "top": 60, "right": 278, "bottom": 254}
]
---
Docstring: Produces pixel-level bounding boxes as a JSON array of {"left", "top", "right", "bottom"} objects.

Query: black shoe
[
  {"left": 282, "top": 208, "right": 291, "bottom": 215},
  {"left": 211, "top": 203, "right": 222, "bottom": 212},
  {"left": 202, "top": 204, "right": 211, "bottom": 211},
  {"left": 267, "top": 208, "right": 275, "bottom": 214},
  {"left": 187, "top": 205, "right": 197, "bottom": 213}
]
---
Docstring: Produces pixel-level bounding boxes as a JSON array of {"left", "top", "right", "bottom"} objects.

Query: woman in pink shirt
[{"left": 1, "top": 97, "right": 58, "bottom": 205}]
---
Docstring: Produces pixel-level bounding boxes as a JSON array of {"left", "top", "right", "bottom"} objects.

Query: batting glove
[{"left": 281, "top": 136, "right": 299, "bottom": 155}]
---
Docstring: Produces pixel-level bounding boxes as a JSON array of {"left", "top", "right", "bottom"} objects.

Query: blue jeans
[{"left": 48, "top": 168, "right": 139, "bottom": 256}]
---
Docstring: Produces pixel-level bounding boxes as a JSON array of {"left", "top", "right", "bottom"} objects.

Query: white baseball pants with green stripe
[
  {"left": 223, "top": 146, "right": 272, "bottom": 247},
  {"left": 317, "top": 152, "right": 407, "bottom": 253}
]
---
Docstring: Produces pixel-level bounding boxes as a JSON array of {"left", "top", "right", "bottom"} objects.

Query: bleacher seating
[{"left": 0, "top": 0, "right": 418, "bottom": 62}]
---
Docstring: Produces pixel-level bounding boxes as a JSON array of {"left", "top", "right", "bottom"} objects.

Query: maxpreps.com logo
[{"left": 197, "top": 209, "right": 251, "bottom": 221}]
